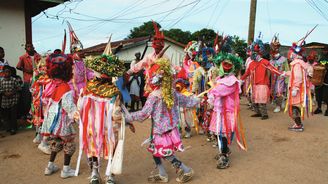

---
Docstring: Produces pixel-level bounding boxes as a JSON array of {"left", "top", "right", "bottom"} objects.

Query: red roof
[{"left": 81, "top": 36, "right": 185, "bottom": 56}]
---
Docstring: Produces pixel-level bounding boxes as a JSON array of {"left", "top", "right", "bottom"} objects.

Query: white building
[
  {"left": 0, "top": 0, "right": 66, "bottom": 67},
  {"left": 82, "top": 36, "right": 186, "bottom": 67}
]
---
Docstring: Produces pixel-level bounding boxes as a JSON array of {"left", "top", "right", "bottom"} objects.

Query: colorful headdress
[
  {"left": 67, "top": 21, "right": 83, "bottom": 54},
  {"left": 148, "top": 58, "right": 174, "bottom": 109},
  {"left": 196, "top": 45, "right": 215, "bottom": 69},
  {"left": 289, "top": 25, "right": 318, "bottom": 58},
  {"left": 213, "top": 52, "right": 243, "bottom": 77},
  {"left": 250, "top": 33, "right": 265, "bottom": 60},
  {"left": 46, "top": 53, "right": 73, "bottom": 81},
  {"left": 85, "top": 36, "right": 125, "bottom": 77},
  {"left": 184, "top": 41, "right": 200, "bottom": 58},
  {"left": 152, "top": 21, "right": 165, "bottom": 49},
  {"left": 270, "top": 33, "right": 281, "bottom": 55},
  {"left": 251, "top": 33, "right": 265, "bottom": 54},
  {"left": 175, "top": 68, "right": 190, "bottom": 87},
  {"left": 214, "top": 33, "right": 232, "bottom": 54}
]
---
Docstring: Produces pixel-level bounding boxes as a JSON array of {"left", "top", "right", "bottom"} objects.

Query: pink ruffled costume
[
  {"left": 125, "top": 89, "right": 199, "bottom": 157},
  {"left": 208, "top": 75, "right": 239, "bottom": 135},
  {"left": 208, "top": 75, "right": 246, "bottom": 150}
]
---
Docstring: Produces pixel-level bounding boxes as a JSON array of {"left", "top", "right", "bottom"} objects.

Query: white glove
[{"left": 291, "top": 89, "right": 298, "bottom": 97}]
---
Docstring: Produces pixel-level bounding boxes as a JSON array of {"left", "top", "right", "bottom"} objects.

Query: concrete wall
[
  {"left": 0, "top": 0, "right": 26, "bottom": 68},
  {"left": 116, "top": 40, "right": 185, "bottom": 67}
]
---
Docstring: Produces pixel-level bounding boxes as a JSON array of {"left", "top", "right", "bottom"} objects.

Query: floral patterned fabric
[
  {"left": 125, "top": 89, "right": 199, "bottom": 157},
  {"left": 41, "top": 91, "right": 77, "bottom": 139}
]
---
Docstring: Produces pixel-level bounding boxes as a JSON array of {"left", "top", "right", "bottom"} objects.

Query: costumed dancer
[
  {"left": 30, "top": 57, "right": 52, "bottom": 154},
  {"left": 244, "top": 47, "right": 254, "bottom": 109},
  {"left": 41, "top": 53, "right": 79, "bottom": 178},
  {"left": 76, "top": 39, "right": 132, "bottom": 184},
  {"left": 175, "top": 68, "right": 197, "bottom": 138},
  {"left": 269, "top": 34, "right": 289, "bottom": 113},
  {"left": 183, "top": 41, "right": 200, "bottom": 90},
  {"left": 192, "top": 44, "right": 215, "bottom": 134},
  {"left": 285, "top": 41, "right": 313, "bottom": 132},
  {"left": 67, "top": 22, "right": 93, "bottom": 103},
  {"left": 124, "top": 58, "right": 199, "bottom": 183},
  {"left": 206, "top": 51, "right": 247, "bottom": 169},
  {"left": 313, "top": 46, "right": 328, "bottom": 116},
  {"left": 127, "top": 21, "right": 169, "bottom": 96},
  {"left": 241, "top": 35, "right": 283, "bottom": 120}
]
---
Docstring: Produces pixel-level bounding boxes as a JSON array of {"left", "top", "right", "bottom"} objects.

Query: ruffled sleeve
[
  {"left": 127, "top": 94, "right": 158, "bottom": 122},
  {"left": 175, "top": 92, "right": 200, "bottom": 108}
]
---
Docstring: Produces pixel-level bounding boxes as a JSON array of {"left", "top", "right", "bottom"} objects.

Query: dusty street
[{"left": 1, "top": 99, "right": 328, "bottom": 184}]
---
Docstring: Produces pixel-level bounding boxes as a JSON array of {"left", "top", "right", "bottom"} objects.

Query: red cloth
[
  {"left": 241, "top": 58, "right": 280, "bottom": 85},
  {"left": 51, "top": 83, "right": 71, "bottom": 102},
  {"left": 16, "top": 53, "right": 41, "bottom": 83}
]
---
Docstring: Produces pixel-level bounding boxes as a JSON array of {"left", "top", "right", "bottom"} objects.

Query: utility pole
[{"left": 247, "top": 0, "right": 257, "bottom": 44}]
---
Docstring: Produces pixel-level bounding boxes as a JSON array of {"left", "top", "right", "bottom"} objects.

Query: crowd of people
[{"left": 0, "top": 21, "right": 328, "bottom": 184}]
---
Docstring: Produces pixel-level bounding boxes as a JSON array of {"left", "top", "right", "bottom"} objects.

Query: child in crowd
[{"left": 0, "top": 66, "right": 21, "bottom": 135}]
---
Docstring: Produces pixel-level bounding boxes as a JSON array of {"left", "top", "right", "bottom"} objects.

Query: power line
[
  {"left": 158, "top": 0, "right": 186, "bottom": 23},
  {"left": 206, "top": 0, "right": 221, "bottom": 28},
  {"left": 168, "top": 0, "right": 202, "bottom": 29}
]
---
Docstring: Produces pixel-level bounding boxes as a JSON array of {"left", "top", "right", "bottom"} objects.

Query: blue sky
[{"left": 32, "top": 0, "right": 328, "bottom": 54}]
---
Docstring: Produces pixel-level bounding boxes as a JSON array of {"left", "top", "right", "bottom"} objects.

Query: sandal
[
  {"left": 176, "top": 168, "right": 194, "bottom": 183},
  {"left": 147, "top": 174, "right": 169, "bottom": 183}
]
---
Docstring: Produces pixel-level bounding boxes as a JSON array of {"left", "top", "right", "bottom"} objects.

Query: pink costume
[
  {"left": 68, "top": 59, "right": 93, "bottom": 102},
  {"left": 287, "top": 58, "right": 312, "bottom": 108},
  {"left": 208, "top": 75, "right": 245, "bottom": 149},
  {"left": 125, "top": 89, "right": 199, "bottom": 157}
]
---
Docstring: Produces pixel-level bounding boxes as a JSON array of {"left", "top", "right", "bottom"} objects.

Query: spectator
[
  {"left": 10, "top": 66, "right": 24, "bottom": 119},
  {"left": 0, "top": 47, "right": 9, "bottom": 79},
  {"left": 128, "top": 73, "right": 141, "bottom": 111},
  {"left": 16, "top": 43, "right": 41, "bottom": 119},
  {"left": 0, "top": 47, "right": 10, "bottom": 130},
  {"left": 0, "top": 66, "right": 22, "bottom": 135}
]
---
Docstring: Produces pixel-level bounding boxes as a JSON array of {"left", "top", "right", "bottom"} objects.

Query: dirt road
[{"left": 1, "top": 99, "right": 327, "bottom": 184}]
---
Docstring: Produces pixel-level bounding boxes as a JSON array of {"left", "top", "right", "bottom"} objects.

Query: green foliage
[
  {"left": 127, "top": 21, "right": 161, "bottom": 39},
  {"left": 231, "top": 35, "right": 248, "bottom": 61},
  {"left": 191, "top": 28, "right": 216, "bottom": 46},
  {"left": 127, "top": 22, "right": 248, "bottom": 60},
  {"left": 163, "top": 29, "right": 192, "bottom": 44}
]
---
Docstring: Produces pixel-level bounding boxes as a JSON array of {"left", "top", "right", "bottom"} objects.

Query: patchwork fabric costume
[
  {"left": 41, "top": 53, "right": 78, "bottom": 179},
  {"left": 269, "top": 34, "right": 289, "bottom": 113},
  {"left": 175, "top": 68, "right": 198, "bottom": 138},
  {"left": 125, "top": 58, "right": 199, "bottom": 183},
  {"left": 192, "top": 45, "right": 215, "bottom": 133},
  {"left": 76, "top": 41, "right": 131, "bottom": 184}
]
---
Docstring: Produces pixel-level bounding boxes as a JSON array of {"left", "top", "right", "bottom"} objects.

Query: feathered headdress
[
  {"left": 152, "top": 21, "right": 165, "bottom": 49},
  {"left": 290, "top": 25, "right": 318, "bottom": 56},
  {"left": 251, "top": 32, "right": 265, "bottom": 54},
  {"left": 213, "top": 52, "right": 243, "bottom": 76}
]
